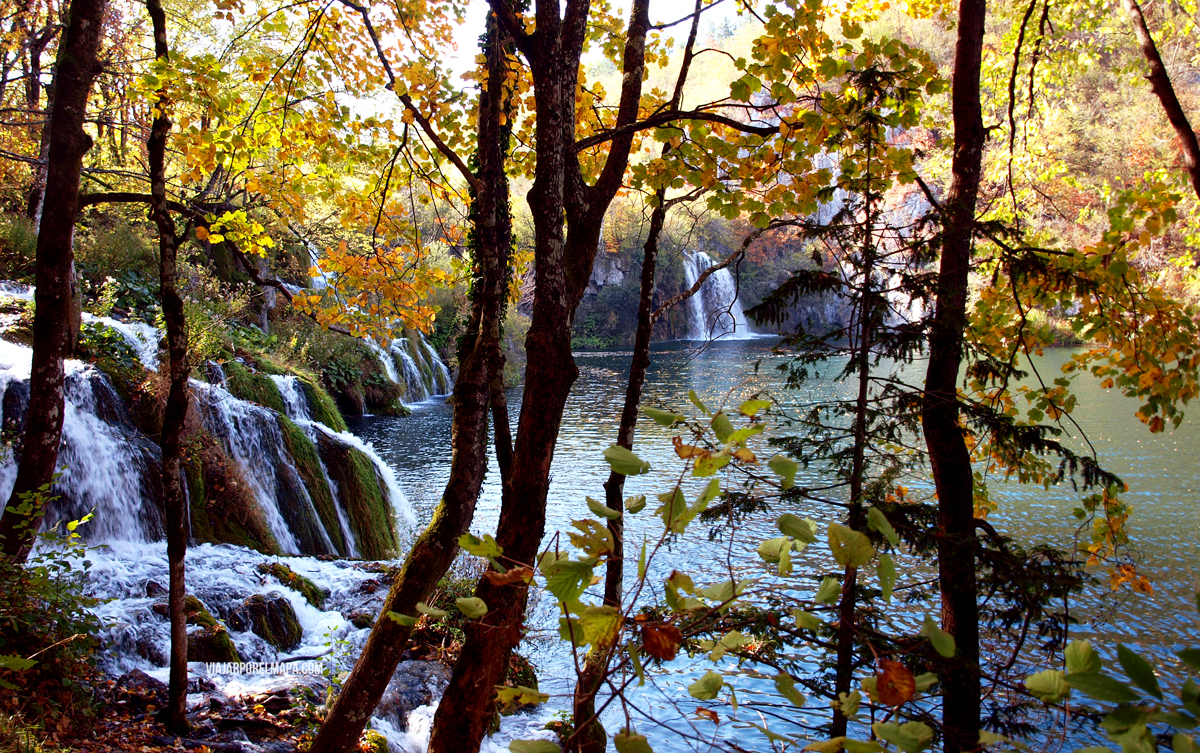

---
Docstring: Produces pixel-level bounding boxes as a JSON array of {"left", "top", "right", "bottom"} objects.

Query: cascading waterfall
[
  {"left": 681, "top": 250, "right": 755, "bottom": 340},
  {"left": 85, "top": 314, "right": 161, "bottom": 370},
  {"left": 361, "top": 331, "right": 453, "bottom": 404}
]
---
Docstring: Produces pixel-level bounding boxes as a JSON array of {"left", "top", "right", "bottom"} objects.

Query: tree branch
[{"left": 575, "top": 108, "right": 778, "bottom": 152}]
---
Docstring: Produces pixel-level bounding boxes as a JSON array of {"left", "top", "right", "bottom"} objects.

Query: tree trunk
[
  {"left": 0, "top": 0, "right": 108, "bottom": 563},
  {"left": 1122, "top": 0, "right": 1200, "bottom": 200},
  {"left": 306, "top": 13, "right": 512, "bottom": 753},
  {"left": 922, "top": 0, "right": 986, "bottom": 749},
  {"left": 145, "top": 0, "right": 190, "bottom": 733}
]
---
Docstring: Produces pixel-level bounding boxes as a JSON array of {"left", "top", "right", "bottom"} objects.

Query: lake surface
[{"left": 348, "top": 339, "right": 1200, "bottom": 749}]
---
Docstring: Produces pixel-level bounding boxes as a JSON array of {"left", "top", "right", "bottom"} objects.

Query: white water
[
  {"left": 85, "top": 314, "right": 161, "bottom": 370},
  {"left": 681, "top": 250, "right": 756, "bottom": 340},
  {"left": 366, "top": 339, "right": 401, "bottom": 383},
  {"left": 359, "top": 332, "right": 454, "bottom": 404},
  {"left": 271, "top": 374, "right": 313, "bottom": 422}
]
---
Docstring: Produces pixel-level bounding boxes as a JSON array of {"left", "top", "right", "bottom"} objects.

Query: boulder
[
  {"left": 152, "top": 594, "right": 219, "bottom": 627},
  {"left": 374, "top": 660, "right": 451, "bottom": 730},
  {"left": 144, "top": 580, "right": 167, "bottom": 598},
  {"left": 188, "top": 625, "right": 243, "bottom": 663},
  {"left": 113, "top": 668, "right": 168, "bottom": 713},
  {"left": 229, "top": 593, "right": 303, "bottom": 651}
]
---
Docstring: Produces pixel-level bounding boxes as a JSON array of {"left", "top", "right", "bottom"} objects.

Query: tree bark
[
  {"left": 1122, "top": 0, "right": 1200, "bottom": 200},
  {"left": 426, "top": 0, "right": 650, "bottom": 748},
  {"left": 145, "top": 0, "right": 190, "bottom": 733},
  {"left": 306, "top": 12, "right": 512, "bottom": 753},
  {"left": 0, "top": 0, "right": 108, "bottom": 563},
  {"left": 922, "top": 0, "right": 986, "bottom": 749}
]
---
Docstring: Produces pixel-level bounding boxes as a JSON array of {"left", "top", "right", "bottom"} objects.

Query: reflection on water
[{"left": 348, "top": 341, "right": 1200, "bottom": 750}]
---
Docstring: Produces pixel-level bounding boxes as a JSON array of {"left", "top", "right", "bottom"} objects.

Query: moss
[
  {"left": 185, "top": 595, "right": 218, "bottom": 627},
  {"left": 362, "top": 376, "right": 406, "bottom": 416},
  {"left": 278, "top": 416, "right": 347, "bottom": 556},
  {"left": 223, "top": 360, "right": 286, "bottom": 413},
  {"left": 361, "top": 730, "right": 389, "bottom": 753},
  {"left": 257, "top": 562, "right": 327, "bottom": 610},
  {"left": 187, "top": 431, "right": 280, "bottom": 554},
  {"left": 187, "top": 625, "right": 242, "bottom": 663},
  {"left": 315, "top": 433, "right": 398, "bottom": 560},
  {"left": 236, "top": 594, "right": 303, "bottom": 651},
  {"left": 299, "top": 377, "right": 347, "bottom": 432}
]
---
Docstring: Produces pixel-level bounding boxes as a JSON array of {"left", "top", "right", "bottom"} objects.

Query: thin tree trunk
[
  {"left": 1123, "top": 0, "right": 1200, "bottom": 200},
  {"left": 306, "top": 12, "right": 511, "bottom": 753},
  {"left": 922, "top": 0, "right": 986, "bottom": 749},
  {"left": 145, "top": 0, "right": 189, "bottom": 733},
  {"left": 0, "top": 0, "right": 108, "bottom": 563}
]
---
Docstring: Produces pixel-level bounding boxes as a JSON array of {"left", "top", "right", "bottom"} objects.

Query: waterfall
[
  {"left": 271, "top": 375, "right": 313, "bottom": 422},
  {"left": 360, "top": 331, "right": 453, "bottom": 404},
  {"left": 85, "top": 315, "right": 161, "bottom": 370},
  {"left": 0, "top": 340, "right": 165, "bottom": 542},
  {"left": 681, "top": 251, "right": 755, "bottom": 340}
]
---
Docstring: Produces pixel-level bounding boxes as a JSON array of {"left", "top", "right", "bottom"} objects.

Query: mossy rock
[
  {"left": 298, "top": 377, "right": 347, "bottom": 432},
  {"left": 151, "top": 594, "right": 218, "bottom": 627},
  {"left": 257, "top": 562, "right": 327, "bottom": 610},
  {"left": 187, "top": 625, "right": 242, "bottom": 663},
  {"left": 184, "top": 429, "right": 280, "bottom": 554},
  {"left": 346, "top": 610, "right": 374, "bottom": 629},
  {"left": 315, "top": 433, "right": 398, "bottom": 559},
  {"left": 278, "top": 416, "right": 347, "bottom": 556},
  {"left": 229, "top": 593, "right": 302, "bottom": 651},
  {"left": 223, "top": 360, "right": 286, "bottom": 413},
  {"left": 361, "top": 730, "right": 388, "bottom": 753}
]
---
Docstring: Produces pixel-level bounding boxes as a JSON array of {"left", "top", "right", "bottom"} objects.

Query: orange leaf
[
  {"left": 876, "top": 659, "right": 916, "bottom": 706},
  {"left": 483, "top": 566, "right": 534, "bottom": 586},
  {"left": 642, "top": 622, "right": 683, "bottom": 661}
]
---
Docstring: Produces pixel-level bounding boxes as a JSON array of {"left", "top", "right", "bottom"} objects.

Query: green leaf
[
  {"left": 775, "top": 672, "right": 806, "bottom": 707},
  {"left": 1066, "top": 673, "right": 1140, "bottom": 703},
  {"left": 587, "top": 496, "right": 621, "bottom": 520},
  {"left": 693, "top": 450, "right": 731, "bottom": 477},
  {"left": 538, "top": 553, "right": 596, "bottom": 603},
  {"left": 698, "top": 578, "right": 748, "bottom": 606},
  {"left": 828, "top": 523, "right": 874, "bottom": 568},
  {"left": 0, "top": 655, "right": 36, "bottom": 671},
  {"left": 657, "top": 487, "right": 689, "bottom": 533},
  {"left": 638, "top": 539, "right": 647, "bottom": 579},
  {"left": 978, "top": 731, "right": 1009, "bottom": 746},
  {"left": 688, "top": 670, "right": 724, "bottom": 700},
  {"left": 577, "top": 605, "right": 623, "bottom": 648},
  {"left": 695, "top": 478, "right": 722, "bottom": 509},
  {"left": 456, "top": 597, "right": 488, "bottom": 619},
  {"left": 738, "top": 399, "right": 771, "bottom": 417},
  {"left": 1153, "top": 712, "right": 1197, "bottom": 730},
  {"left": 629, "top": 646, "right": 646, "bottom": 686},
  {"left": 625, "top": 495, "right": 646, "bottom": 514},
  {"left": 878, "top": 553, "right": 896, "bottom": 603},
  {"left": 1118, "top": 644, "right": 1162, "bottom": 699},
  {"left": 793, "top": 609, "right": 823, "bottom": 630},
  {"left": 757, "top": 537, "right": 792, "bottom": 564},
  {"left": 1066, "top": 640, "right": 1103, "bottom": 676},
  {"left": 837, "top": 690, "right": 861, "bottom": 717},
  {"left": 914, "top": 673, "right": 938, "bottom": 692},
  {"left": 688, "top": 389, "right": 710, "bottom": 416},
  {"left": 769, "top": 455, "right": 798, "bottom": 489},
  {"left": 778, "top": 539, "right": 792, "bottom": 576},
  {"left": 509, "top": 741, "right": 560, "bottom": 753},
  {"left": 495, "top": 685, "right": 550, "bottom": 705},
  {"left": 867, "top": 507, "right": 899, "bottom": 548},
  {"left": 604, "top": 445, "right": 650, "bottom": 476},
  {"left": 873, "top": 722, "right": 934, "bottom": 753},
  {"left": 778, "top": 514, "right": 818, "bottom": 543},
  {"left": 643, "top": 406, "right": 685, "bottom": 426},
  {"left": 1025, "top": 669, "right": 1070, "bottom": 703},
  {"left": 921, "top": 616, "right": 956, "bottom": 658},
  {"left": 459, "top": 532, "right": 503, "bottom": 558},
  {"left": 709, "top": 629, "right": 747, "bottom": 660},
  {"left": 1178, "top": 650, "right": 1200, "bottom": 673},
  {"left": 385, "top": 611, "right": 418, "bottom": 627},
  {"left": 712, "top": 412, "right": 735, "bottom": 443},
  {"left": 416, "top": 602, "right": 448, "bottom": 618},
  {"left": 1182, "top": 677, "right": 1200, "bottom": 715},
  {"left": 844, "top": 741, "right": 883, "bottom": 753},
  {"left": 1174, "top": 734, "right": 1200, "bottom": 753},
  {"left": 816, "top": 576, "right": 841, "bottom": 605},
  {"left": 614, "top": 729, "right": 654, "bottom": 753}
]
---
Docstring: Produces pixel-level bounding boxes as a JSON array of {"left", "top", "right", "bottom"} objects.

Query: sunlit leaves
[
  {"left": 921, "top": 616, "right": 955, "bottom": 658},
  {"left": 1026, "top": 669, "right": 1070, "bottom": 704}
]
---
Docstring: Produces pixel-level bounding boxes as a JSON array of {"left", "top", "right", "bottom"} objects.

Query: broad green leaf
[
  {"left": 698, "top": 578, "right": 748, "bottom": 606},
  {"left": 867, "top": 507, "right": 899, "bottom": 548},
  {"left": 509, "top": 740, "right": 560, "bottom": 753},
  {"left": 688, "top": 390, "right": 710, "bottom": 416},
  {"left": 793, "top": 609, "right": 823, "bottom": 630},
  {"left": 757, "top": 537, "right": 792, "bottom": 564},
  {"left": 1112, "top": 726, "right": 1156, "bottom": 753},
  {"left": 587, "top": 496, "right": 621, "bottom": 520},
  {"left": 775, "top": 672, "right": 806, "bottom": 707},
  {"left": 688, "top": 670, "right": 724, "bottom": 700},
  {"left": 459, "top": 532, "right": 503, "bottom": 558},
  {"left": 1153, "top": 712, "right": 1197, "bottom": 730},
  {"left": 416, "top": 602, "right": 448, "bottom": 618},
  {"left": 495, "top": 685, "right": 550, "bottom": 705},
  {"left": 769, "top": 455, "right": 798, "bottom": 489},
  {"left": 625, "top": 495, "right": 646, "bottom": 513},
  {"left": 712, "top": 412, "right": 735, "bottom": 443},
  {"left": 844, "top": 741, "right": 883, "bottom": 753},
  {"left": 751, "top": 723, "right": 793, "bottom": 743},
  {"left": 710, "top": 629, "right": 746, "bottom": 660},
  {"left": 1066, "top": 640, "right": 1103, "bottom": 676},
  {"left": 569, "top": 519, "right": 615, "bottom": 558},
  {"left": 657, "top": 487, "right": 689, "bottom": 533},
  {"left": 803, "top": 740, "right": 844, "bottom": 753},
  {"left": 728, "top": 424, "right": 765, "bottom": 445},
  {"left": 738, "top": 399, "right": 771, "bottom": 417},
  {"left": 872, "top": 722, "right": 934, "bottom": 753},
  {"left": 693, "top": 450, "right": 731, "bottom": 477},
  {"left": 0, "top": 655, "right": 36, "bottom": 671},
  {"left": 837, "top": 690, "right": 861, "bottom": 717},
  {"left": 914, "top": 673, "right": 938, "bottom": 692},
  {"left": 1025, "top": 669, "right": 1070, "bottom": 703},
  {"left": 778, "top": 539, "right": 792, "bottom": 576},
  {"left": 1067, "top": 673, "right": 1140, "bottom": 703},
  {"left": 643, "top": 406, "right": 685, "bottom": 426},
  {"left": 878, "top": 553, "right": 896, "bottom": 602},
  {"left": 921, "top": 616, "right": 956, "bottom": 658},
  {"left": 578, "top": 605, "right": 623, "bottom": 648},
  {"left": 1179, "top": 650, "right": 1200, "bottom": 673},
  {"left": 1182, "top": 677, "right": 1200, "bottom": 715},
  {"left": 828, "top": 523, "right": 874, "bottom": 568},
  {"left": 604, "top": 445, "right": 650, "bottom": 476},
  {"left": 1118, "top": 644, "right": 1162, "bottom": 699},
  {"left": 614, "top": 730, "right": 654, "bottom": 753},
  {"left": 778, "top": 514, "right": 818, "bottom": 543},
  {"left": 1174, "top": 734, "right": 1200, "bottom": 753},
  {"left": 695, "top": 478, "right": 722, "bottom": 508},
  {"left": 456, "top": 597, "right": 488, "bottom": 619},
  {"left": 385, "top": 611, "right": 418, "bottom": 627},
  {"left": 538, "top": 552, "right": 596, "bottom": 603},
  {"left": 816, "top": 577, "right": 841, "bottom": 605}
]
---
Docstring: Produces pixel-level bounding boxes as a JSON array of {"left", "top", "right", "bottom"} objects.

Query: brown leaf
[
  {"left": 876, "top": 659, "right": 916, "bottom": 706},
  {"left": 672, "top": 436, "right": 709, "bottom": 460},
  {"left": 732, "top": 447, "right": 757, "bottom": 463},
  {"left": 642, "top": 622, "right": 683, "bottom": 661},
  {"left": 695, "top": 708, "right": 719, "bottom": 724},
  {"left": 483, "top": 566, "right": 534, "bottom": 586}
]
